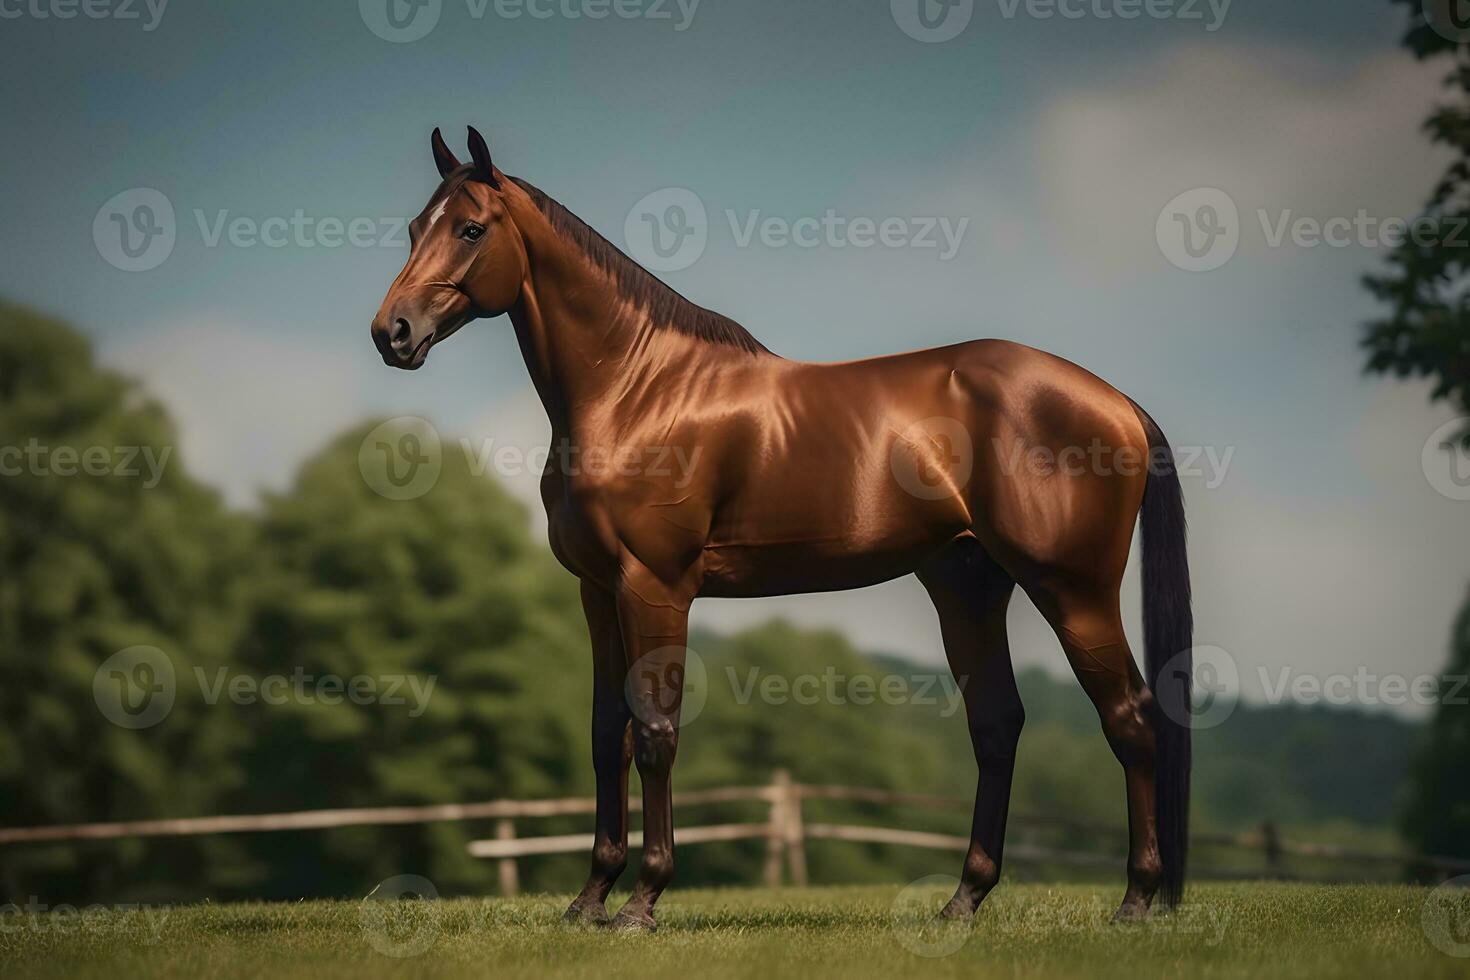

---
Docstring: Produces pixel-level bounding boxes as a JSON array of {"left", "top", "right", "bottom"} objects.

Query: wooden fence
[{"left": 6, "top": 770, "right": 1469, "bottom": 896}]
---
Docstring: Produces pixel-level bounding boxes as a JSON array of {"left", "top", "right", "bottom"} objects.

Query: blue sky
[{"left": 3, "top": 0, "right": 1467, "bottom": 714}]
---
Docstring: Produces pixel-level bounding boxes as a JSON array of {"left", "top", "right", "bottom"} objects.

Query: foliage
[
  {"left": 1363, "top": 4, "right": 1470, "bottom": 432},
  {"left": 0, "top": 302, "right": 252, "bottom": 903},
  {"left": 1368, "top": 1, "right": 1470, "bottom": 861}
]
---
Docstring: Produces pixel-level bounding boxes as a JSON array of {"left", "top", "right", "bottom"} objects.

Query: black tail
[{"left": 1133, "top": 403, "right": 1193, "bottom": 908}]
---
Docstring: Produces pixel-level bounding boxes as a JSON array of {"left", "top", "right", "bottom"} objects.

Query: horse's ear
[
  {"left": 466, "top": 125, "right": 502, "bottom": 190},
  {"left": 431, "top": 127, "right": 460, "bottom": 179}
]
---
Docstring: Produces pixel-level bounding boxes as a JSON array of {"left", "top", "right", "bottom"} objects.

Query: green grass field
[{"left": 3, "top": 882, "right": 1467, "bottom": 979}]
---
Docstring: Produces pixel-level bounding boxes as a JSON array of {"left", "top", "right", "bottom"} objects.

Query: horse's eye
[{"left": 461, "top": 222, "right": 485, "bottom": 242}]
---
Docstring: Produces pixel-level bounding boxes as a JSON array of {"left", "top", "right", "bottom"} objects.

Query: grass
[{"left": 2, "top": 882, "right": 1467, "bottom": 979}]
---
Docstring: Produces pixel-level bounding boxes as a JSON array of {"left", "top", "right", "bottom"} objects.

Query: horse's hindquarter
[{"left": 699, "top": 339, "right": 1150, "bottom": 597}]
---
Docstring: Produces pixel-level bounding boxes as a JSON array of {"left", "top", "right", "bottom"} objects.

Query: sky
[{"left": 3, "top": 0, "right": 1468, "bottom": 716}]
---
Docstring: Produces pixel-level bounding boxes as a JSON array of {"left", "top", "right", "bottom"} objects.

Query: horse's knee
[
  {"left": 592, "top": 838, "right": 628, "bottom": 880},
  {"left": 971, "top": 702, "right": 1025, "bottom": 764},
  {"left": 638, "top": 847, "right": 675, "bottom": 891},
  {"left": 1099, "top": 688, "right": 1156, "bottom": 767},
  {"left": 632, "top": 718, "right": 678, "bottom": 774}
]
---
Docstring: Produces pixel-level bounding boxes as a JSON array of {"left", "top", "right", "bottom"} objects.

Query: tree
[
  {"left": 1366, "top": 2, "right": 1470, "bottom": 861},
  {"left": 221, "top": 420, "right": 593, "bottom": 899},
  {"left": 0, "top": 303, "right": 251, "bottom": 903},
  {"left": 1362, "top": 2, "right": 1470, "bottom": 432}
]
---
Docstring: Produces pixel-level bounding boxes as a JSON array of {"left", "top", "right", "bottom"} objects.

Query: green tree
[
  {"left": 0, "top": 303, "right": 250, "bottom": 904},
  {"left": 1363, "top": 2, "right": 1470, "bottom": 426},
  {"left": 221, "top": 420, "right": 592, "bottom": 899},
  {"left": 1365, "top": 2, "right": 1470, "bottom": 861}
]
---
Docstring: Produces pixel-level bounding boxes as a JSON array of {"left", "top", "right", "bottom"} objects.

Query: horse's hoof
[
  {"left": 938, "top": 899, "right": 975, "bottom": 920},
  {"left": 1111, "top": 901, "right": 1151, "bottom": 924},
  {"left": 562, "top": 901, "right": 609, "bottom": 926},
  {"left": 607, "top": 907, "right": 658, "bottom": 933}
]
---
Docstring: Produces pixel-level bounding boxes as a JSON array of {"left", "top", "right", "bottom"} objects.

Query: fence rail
[{"left": 6, "top": 770, "right": 1469, "bottom": 896}]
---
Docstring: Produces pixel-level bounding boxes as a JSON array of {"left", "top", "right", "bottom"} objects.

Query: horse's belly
[{"left": 697, "top": 523, "right": 970, "bottom": 598}]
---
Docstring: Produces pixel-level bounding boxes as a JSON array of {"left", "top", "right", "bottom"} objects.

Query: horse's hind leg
[
  {"left": 917, "top": 539, "right": 1023, "bottom": 918},
  {"left": 1026, "top": 580, "right": 1161, "bottom": 919}
]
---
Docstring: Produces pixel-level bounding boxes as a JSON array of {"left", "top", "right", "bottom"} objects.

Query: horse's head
[{"left": 371, "top": 127, "right": 528, "bottom": 369}]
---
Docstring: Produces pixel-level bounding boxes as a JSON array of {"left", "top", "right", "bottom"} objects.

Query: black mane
[{"left": 511, "top": 177, "right": 768, "bottom": 355}]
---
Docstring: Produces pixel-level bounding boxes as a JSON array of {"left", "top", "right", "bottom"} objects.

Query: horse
[{"left": 370, "top": 127, "right": 1193, "bottom": 932}]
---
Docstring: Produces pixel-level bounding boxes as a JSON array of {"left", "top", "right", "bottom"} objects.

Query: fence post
[
  {"left": 495, "top": 818, "right": 520, "bottom": 896},
  {"left": 764, "top": 771, "right": 787, "bottom": 888},
  {"left": 779, "top": 770, "right": 808, "bottom": 887},
  {"left": 1261, "top": 820, "right": 1282, "bottom": 879}
]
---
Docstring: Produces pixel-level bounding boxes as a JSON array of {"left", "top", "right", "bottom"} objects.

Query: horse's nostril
[{"left": 390, "top": 318, "right": 412, "bottom": 350}]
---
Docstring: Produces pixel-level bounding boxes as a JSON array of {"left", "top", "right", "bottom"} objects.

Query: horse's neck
[{"left": 507, "top": 217, "right": 751, "bottom": 434}]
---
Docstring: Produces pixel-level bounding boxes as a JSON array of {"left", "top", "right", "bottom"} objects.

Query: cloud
[
  {"left": 1033, "top": 43, "right": 1447, "bottom": 281},
  {"left": 102, "top": 321, "right": 371, "bottom": 508}
]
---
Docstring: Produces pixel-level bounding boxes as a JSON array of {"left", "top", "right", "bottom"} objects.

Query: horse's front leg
[
  {"left": 564, "top": 580, "right": 633, "bottom": 925},
  {"left": 608, "top": 563, "right": 694, "bottom": 932}
]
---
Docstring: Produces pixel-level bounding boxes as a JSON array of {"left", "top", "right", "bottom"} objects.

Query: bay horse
[{"left": 370, "top": 127, "right": 1193, "bottom": 931}]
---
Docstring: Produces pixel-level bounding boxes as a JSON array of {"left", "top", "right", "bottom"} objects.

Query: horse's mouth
[{"left": 403, "top": 332, "right": 435, "bottom": 369}]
